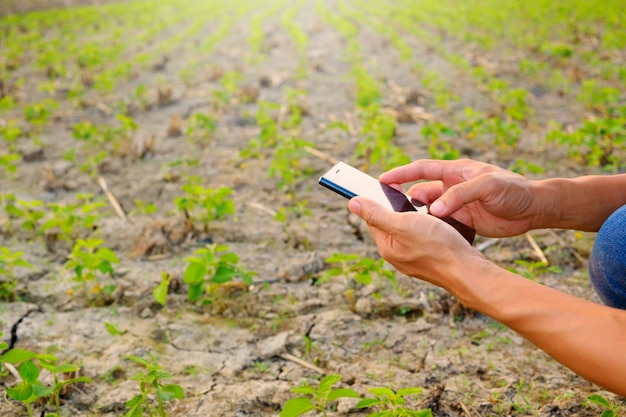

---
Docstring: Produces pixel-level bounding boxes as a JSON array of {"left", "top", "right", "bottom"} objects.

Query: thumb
[{"left": 348, "top": 197, "right": 395, "bottom": 232}]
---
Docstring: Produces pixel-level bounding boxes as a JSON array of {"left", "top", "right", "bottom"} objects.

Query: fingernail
[
  {"left": 348, "top": 199, "right": 361, "bottom": 214},
  {"left": 430, "top": 201, "right": 445, "bottom": 215}
]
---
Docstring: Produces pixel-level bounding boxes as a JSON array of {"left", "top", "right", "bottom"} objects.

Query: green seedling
[
  {"left": 174, "top": 176, "right": 234, "bottom": 233},
  {"left": 133, "top": 83, "right": 151, "bottom": 109},
  {"left": 355, "top": 106, "right": 409, "bottom": 170},
  {"left": 274, "top": 199, "right": 312, "bottom": 249},
  {"left": 124, "top": 353, "right": 185, "bottom": 417},
  {"left": 508, "top": 259, "right": 562, "bottom": 282},
  {"left": 577, "top": 80, "right": 620, "bottom": 116},
  {"left": 0, "top": 152, "right": 20, "bottom": 178},
  {"left": 321, "top": 253, "right": 396, "bottom": 313},
  {"left": 268, "top": 135, "right": 315, "bottom": 190},
  {"left": 1, "top": 194, "right": 45, "bottom": 237},
  {"left": 0, "top": 247, "right": 33, "bottom": 301},
  {"left": 153, "top": 271, "right": 172, "bottom": 306},
  {"left": 0, "top": 120, "right": 23, "bottom": 143},
  {"left": 586, "top": 393, "right": 622, "bottom": 417},
  {"left": 421, "top": 121, "right": 460, "bottom": 160},
  {"left": 280, "top": 374, "right": 361, "bottom": 417},
  {"left": 41, "top": 193, "right": 106, "bottom": 242},
  {"left": 240, "top": 100, "right": 281, "bottom": 159},
  {"left": 128, "top": 199, "right": 159, "bottom": 217},
  {"left": 356, "top": 386, "right": 431, "bottom": 417},
  {"left": 186, "top": 112, "right": 217, "bottom": 143},
  {"left": 23, "top": 98, "right": 59, "bottom": 130},
  {"left": 183, "top": 244, "right": 255, "bottom": 304},
  {"left": 0, "top": 348, "right": 91, "bottom": 417},
  {"left": 64, "top": 238, "right": 119, "bottom": 300},
  {"left": 104, "top": 322, "right": 127, "bottom": 336},
  {"left": 213, "top": 70, "right": 243, "bottom": 109},
  {"left": 282, "top": 88, "right": 308, "bottom": 130},
  {"left": 546, "top": 110, "right": 626, "bottom": 172}
]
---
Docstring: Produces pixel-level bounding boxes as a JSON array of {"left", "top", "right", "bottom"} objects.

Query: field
[{"left": 1, "top": 0, "right": 625, "bottom": 416}]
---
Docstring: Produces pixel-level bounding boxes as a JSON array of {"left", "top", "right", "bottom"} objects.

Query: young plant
[
  {"left": 356, "top": 386, "right": 432, "bottom": 417},
  {"left": 64, "top": 238, "right": 119, "bottom": 300},
  {"left": 128, "top": 199, "right": 159, "bottom": 217},
  {"left": 124, "top": 353, "right": 185, "bottom": 417},
  {"left": 586, "top": 393, "right": 622, "bottom": 417},
  {"left": 321, "top": 253, "right": 396, "bottom": 313},
  {"left": 0, "top": 348, "right": 91, "bottom": 417},
  {"left": 0, "top": 247, "right": 33, "bottom": 301},
  {"left": 174, "top": 176, "right": 234, "bottom": 233},
  {"left": 183, "top": 244, "right": 255, "bottom": 304},
  {"left": 280, "top": 374, "right": 361, "bottom": 417},
  {"left": 508, "top": 259, "right": 562, "bottom": 282},
  {"left": 1, "top": 195, "right": 45, "bottom": 236},
  {"left": 268, "top": 135, "right": 315, "bottom": 190},
  {"left": 41, "top": 194, "right": 106, "bottom": 242},
  {"left": 186, "top": 112, "right": 217, "bottom": 143}
]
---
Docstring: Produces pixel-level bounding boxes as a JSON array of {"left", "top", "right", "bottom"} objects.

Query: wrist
[{"left": 529, "top": 178, "right": 564, "bottom": 230}]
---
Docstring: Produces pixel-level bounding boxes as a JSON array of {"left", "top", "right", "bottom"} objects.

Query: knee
[{"left": 588, "top": 205, "right": 626, "bottom": 309}]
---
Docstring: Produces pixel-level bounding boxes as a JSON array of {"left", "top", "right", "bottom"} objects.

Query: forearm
[
  {"left": 533, "top": 174, "right": 626, "bottom": 231},
  {"left": 447, "top": 257, "right": 626, "bottom": 396}
]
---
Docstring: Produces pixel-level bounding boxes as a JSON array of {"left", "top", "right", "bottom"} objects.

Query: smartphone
[{"left": 319, "top": 161, "right": 476, "bottom": 244}]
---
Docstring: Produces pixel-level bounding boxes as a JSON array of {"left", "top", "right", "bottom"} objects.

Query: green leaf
[
  {"left": 19, "top": 360, "right": 40, "bottom": 383},
  {"left": 588, "top": 394, "right": 611, "bottom": 408},
  {"left": 161, "top": 383, "right": 185, "bottom": 399},
  {"left": 105, "top": 322, "right": 125, "bottom": 336},
  {"left": 0, "top": 348, "right": 38, "bottom": 364},
  {"left": 124, "top": 395, "right": 144, "bottom": 417},
  {"left": 368, "top": 387, "right": 396, "bottom": 398},
  {"left": 327, "top": 388, "right": 361, "bottom": 401},
  {"left": 187, "top": 282, "right": 203, "bottom": 302},
  {"left": 184, "top": 262, "right": 206, "bottom": 284},
  {"left": 55, "top": 363, "right": 80, "bottom": 373},
  {"left": 396, "top": 387, "right": 423, "bottom": 397},
  {"left": 126, "top": 393, "right": 143, "bottom": 408},
  {"left": 32, "top": 382, "right": 54, "bottom": 398},
  {"left": 280, "top": 397, "right": 314, "bottom": 417},
  {"left": 219, "top": 252, "right": 239, "bottom": 264},
  {"left": 318, "top": 374, "right": 342, "bottom": 392},
  {"left": 212, "top": 265, "right": 238, "bottom": 284},
  {"left": 356, "top": 398, "right": 380, "bottom": 408},
  {"left": 157, "top": 387, "right": 175, "bottom": 401},
  {"left": 153, "top": 274, "right": 170, "bottom": 306},
  {"left": 7, "top": 381, "right": 33, "bottom": 401}
]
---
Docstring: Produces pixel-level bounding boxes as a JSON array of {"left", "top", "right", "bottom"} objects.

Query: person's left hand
[{"left": 348, "top": 196, "right": 484, "bottom": 290}]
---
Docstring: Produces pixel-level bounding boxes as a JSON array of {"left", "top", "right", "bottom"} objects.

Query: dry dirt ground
[{"left": 1, "top": 1, "right": 624, "bottom": 416}]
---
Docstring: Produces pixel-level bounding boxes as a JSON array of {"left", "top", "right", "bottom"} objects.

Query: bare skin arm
[
  {"left": 348, "top": 197, "right": 626, "bottom": 396},
  {"left": 379, "top": 159, "right": 626, "bottom": 235}
]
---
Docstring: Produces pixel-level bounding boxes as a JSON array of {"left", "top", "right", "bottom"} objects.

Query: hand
[
  {"left": 348, "top": 197, "right": 483, "bottom": 289},
  {"left": 380, "top": 159, "right": 539, "bottom": 237}
]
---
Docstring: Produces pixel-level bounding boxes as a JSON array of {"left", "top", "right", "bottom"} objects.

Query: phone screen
[{"left": 319, "top": 161, "right": 428, "bottom": 213}]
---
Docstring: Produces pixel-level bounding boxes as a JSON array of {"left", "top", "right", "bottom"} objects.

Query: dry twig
[
  {"left": 279, "top": 353, "right": 325, "bottom": 374},
  {"left": 98, "top": 176, "right": 127, "bottom": 221},
  {"left": 303, "top": 146, "right": 338, "bottom": 165},
  {"left": 524, "top": 231, "right": 548, "bottom": 264}
]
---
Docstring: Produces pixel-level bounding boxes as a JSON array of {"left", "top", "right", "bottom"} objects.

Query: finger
[
  {"left": 406, "top": 181, "right": 444, "bottom": 204},
  {"left": 379, "top": 159, "right": 462, "bottom": 185},
  {"left": 348, "top": 196, "right": 397, "bottom": 234},
  {"left": 430, "top": 175, "right": 494, "bottom": 217}
]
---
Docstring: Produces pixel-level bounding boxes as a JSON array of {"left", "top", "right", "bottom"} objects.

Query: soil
[{"left": 0, "top": 1, "right": 624, "bottom": 416}]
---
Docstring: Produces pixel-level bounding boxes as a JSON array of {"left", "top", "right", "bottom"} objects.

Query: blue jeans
[{"left": 588, "top": 205, "right": 626, "bottom": 310}]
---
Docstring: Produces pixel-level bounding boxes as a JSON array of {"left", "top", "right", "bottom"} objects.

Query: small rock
[
  {"left": 139, "top": 307, "right": 154, "bottom": 319},
  {"left": 258, "top": 331, "right": 290, "bottom": 358}
]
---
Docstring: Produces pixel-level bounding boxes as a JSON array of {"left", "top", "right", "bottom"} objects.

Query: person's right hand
[{"left": 379, "top": 159, "right": 543, "bottom": 237}]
